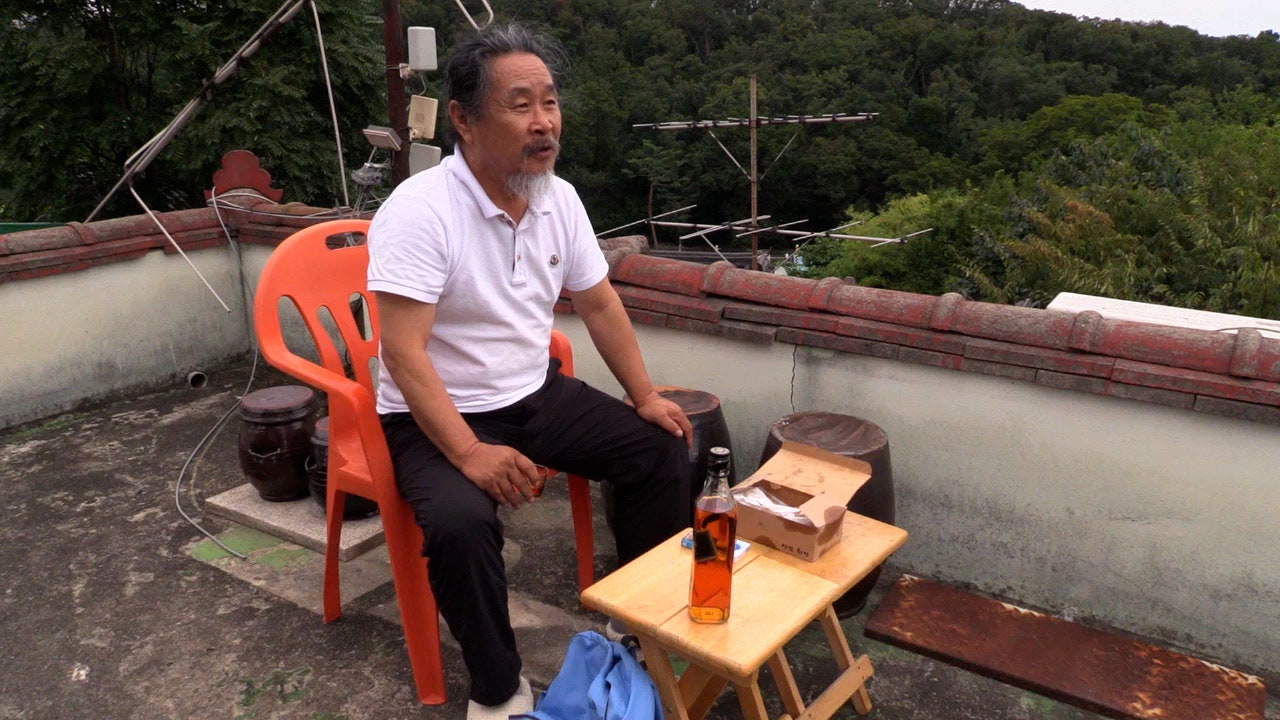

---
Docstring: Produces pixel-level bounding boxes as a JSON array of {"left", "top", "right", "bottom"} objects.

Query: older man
[{"left": 366, "top": 23, "right": 693, "bottom": 719}]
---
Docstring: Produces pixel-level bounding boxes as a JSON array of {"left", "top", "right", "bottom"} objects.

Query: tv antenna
[{"left": 635, "top": 75, "right": 877, "bottom": 270}]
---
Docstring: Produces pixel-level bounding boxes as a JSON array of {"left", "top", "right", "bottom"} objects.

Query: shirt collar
[{"left": 446, "top": 150, "right": 553, "bottom": 222}]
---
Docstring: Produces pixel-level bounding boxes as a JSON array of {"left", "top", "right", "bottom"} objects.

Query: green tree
[{"left": 0, "top": 0, "right": 383, "bottom": 221}]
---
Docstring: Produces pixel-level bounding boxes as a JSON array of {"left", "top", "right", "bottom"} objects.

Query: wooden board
[{"left": 864, "top": 576, "right": 1266, "bottom": 720}]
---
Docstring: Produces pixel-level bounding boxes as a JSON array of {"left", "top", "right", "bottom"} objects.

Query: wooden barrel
[
  {"left": 760, "top": 411, "right": 895, "bottom": 617},
  {"left": 307, "top": 416, "right": 379, "bottom": 519},
  {"left": 238, "top": 386, "right": 317, "bottom": 502},
  {"left": 608, "top": 386, "right": 733, "bottom": 531}
]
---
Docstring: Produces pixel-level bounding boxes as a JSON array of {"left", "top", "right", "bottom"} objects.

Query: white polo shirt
[{"left": 367, "top": 153, "right": 609, "bottom": 414}]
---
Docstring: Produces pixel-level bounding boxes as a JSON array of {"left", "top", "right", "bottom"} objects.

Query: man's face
[{"left": 457, "top": 52, "right": 561, "bottom": 198}]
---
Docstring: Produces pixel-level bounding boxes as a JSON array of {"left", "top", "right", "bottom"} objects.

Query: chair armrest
[
  {"left": 256, "top": 337, "right": 398, "bottom": 495},
  {"left": 255, "top": 332, "right": 348, "bottom": 397},
  {"left": 320, "top": 371, "right": 398, "bottom": 499}
]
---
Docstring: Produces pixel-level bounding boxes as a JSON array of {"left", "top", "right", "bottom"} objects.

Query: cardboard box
[{"left": 732, "top": 441, "right": 871, "bottom": 561}]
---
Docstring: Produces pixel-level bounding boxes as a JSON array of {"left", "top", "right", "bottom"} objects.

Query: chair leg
[
  {"left": 382, "top": 499, "right": 447, "bottom": 705},
  {"left": 322, "top": 488, "right": 347, "bottom": 623},
  {"left": 568, "top": 473, "right": 595, "bottom": 592}
]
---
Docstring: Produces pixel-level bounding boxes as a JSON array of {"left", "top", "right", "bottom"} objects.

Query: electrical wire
[
  {"left": 211, "top": 191, "right": 256, "bottom": 338},
  {"left": 203, "top": 190, "right": 336, "bottom": 209},
  {"left": 173, "top": 189, "right": 263, "bottom": 560},
  {"left": 172, "top": 360, "right": 255, "bottom": 561},
  {"left": 204, "top": 190, "right": 359, "bottom": 217},
  {"left": 790, "top": 344, "right": 798, "bottom": 413},
  {"left": 204, "top": 193, "right": 355, "bottom": 219},
  {"left": 136, "top": 0, "right": 437, "bottom": 548}
]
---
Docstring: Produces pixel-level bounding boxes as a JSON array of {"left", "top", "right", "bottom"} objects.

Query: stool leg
[
  {"left": 821, "top": 605, "right": 876, "bottom": 715},
  {"left": 678, "top": 664, "right": 728, "bottom": 720},
  {"left": 820, "top": 605, "right": 856, "bottom": 669},
  {"left": 768, "top": 648, "right": 805, "bottom": 718},
  {"left": 635, "top": 632, "right": 691, "bottom": 720},
  {"left": 850, "top": 656, "right": 874, "bottom": 714},
  {"left": 732, "top": 676, "right": 770, "bottom": 720}
]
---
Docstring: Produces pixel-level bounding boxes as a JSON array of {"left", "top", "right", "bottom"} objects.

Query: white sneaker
[
  {"left": 604, "top": 618, "right": 629, "bottom": 643},
  {"left": 604, "top": 619, "right": 644, "bottom": 665},
  {"left": 466, "top": 676, "right": 533, "bottom": 720}
]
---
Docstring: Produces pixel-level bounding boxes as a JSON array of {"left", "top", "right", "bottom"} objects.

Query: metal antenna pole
[
  {"left": 635, "top": 78, "right": 876, "bottom": 270},
  {"left": 382, "top": 0, "right": 409, "bottom": 185},
  {"left": 749, "top": 75, "right": 759, "bottom": 270}
]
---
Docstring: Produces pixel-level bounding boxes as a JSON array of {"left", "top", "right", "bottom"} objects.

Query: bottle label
[{"left": 692, "top": 529, "right": 718, "bottom": 562}]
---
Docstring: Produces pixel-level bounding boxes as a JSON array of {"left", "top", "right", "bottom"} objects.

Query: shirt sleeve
[
  {"left": 561, "top": 190, "right": 610, "bottom": 292},
  {"left": 366, "top": 193, "right": 450, "bottom": 304}
]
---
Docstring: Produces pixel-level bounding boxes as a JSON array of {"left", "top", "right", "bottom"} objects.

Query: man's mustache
[{"left": 523, "top": 137, "right": 560, "bottom": 158}]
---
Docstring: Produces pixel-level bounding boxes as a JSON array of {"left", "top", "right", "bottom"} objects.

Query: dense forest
[{"left": 2, "top": 0, "right": 1278, "bottom": 315}]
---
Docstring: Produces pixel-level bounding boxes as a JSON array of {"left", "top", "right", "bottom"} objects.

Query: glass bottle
[{"left": 689, "top": 446, "right": 737, "bottom": 623}]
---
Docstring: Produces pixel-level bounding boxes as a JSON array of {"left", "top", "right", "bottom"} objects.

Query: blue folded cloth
[{"left": 514, "top": 630, "right": 663, "bottom": 720}]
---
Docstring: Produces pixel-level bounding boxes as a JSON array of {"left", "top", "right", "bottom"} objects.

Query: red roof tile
[{"left": 3, "top": 149, "right": 1278, "bottom": 426}]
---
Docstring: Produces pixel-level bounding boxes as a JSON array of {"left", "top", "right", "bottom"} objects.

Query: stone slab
[
  {"left": 185, "top": 525, "right": 392, "bottom": 616},
  {"left": 365, "top": 575, "right": 599, "bottom": 692},
  {"left": 204, "top": 482, "right": 385, "bottom": 561}
]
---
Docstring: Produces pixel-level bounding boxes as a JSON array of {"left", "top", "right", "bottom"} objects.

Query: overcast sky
[{"left": 1015, "top": 0, "right": 1277, "bottom": 38}]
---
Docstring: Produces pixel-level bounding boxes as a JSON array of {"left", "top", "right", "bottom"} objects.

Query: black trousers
[{"left": 379, "top": 361, "right": 691, "bottom": 705}]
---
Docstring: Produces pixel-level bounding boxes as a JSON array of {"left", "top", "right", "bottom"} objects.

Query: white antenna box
[
  {"left": 408, "top": 27, "right": 437, "bottom": 72},
  {"left": 409, "top": 143, "right": 442, "bottom": 175},
  {"left": 408, "top": 95, "right": 438, "bottom": 140}
]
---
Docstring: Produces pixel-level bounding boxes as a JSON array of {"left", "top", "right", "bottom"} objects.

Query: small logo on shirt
[{"left": 549, "top": 253, "right": 560, "bottom": 267}]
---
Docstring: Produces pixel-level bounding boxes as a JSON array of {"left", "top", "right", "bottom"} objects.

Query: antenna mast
[{"left": 636, "top": 76, "right": 876, "bottom": 270}]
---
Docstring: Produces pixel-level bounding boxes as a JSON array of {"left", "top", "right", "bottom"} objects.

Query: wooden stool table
[{"left": 581, "top": 513, "right": 908, "bottom": 720}]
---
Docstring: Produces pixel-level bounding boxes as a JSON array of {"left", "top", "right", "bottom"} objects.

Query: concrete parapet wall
[
  {"left": 1, "top": 246, "right": 252, "bottom": 428},
  {"left": 3, "top": 150, "right": 1276, "bottom": 678},
  {"left": 554, "top": 315, "right": 1280, "bottom": 680}
]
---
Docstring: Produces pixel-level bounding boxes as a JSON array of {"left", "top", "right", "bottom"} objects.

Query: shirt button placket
[{"left": 510, "top": 220, "right": 526, "bottom": 285}]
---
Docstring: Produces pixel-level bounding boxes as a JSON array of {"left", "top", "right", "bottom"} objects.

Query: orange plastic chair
[{"left": 252, "top": 218, "right": 596, "bottom": 705}]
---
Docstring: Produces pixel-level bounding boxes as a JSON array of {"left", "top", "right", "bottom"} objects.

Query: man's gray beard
[{"left": 505, "top": 170, "right": 555, "bottom": 201}]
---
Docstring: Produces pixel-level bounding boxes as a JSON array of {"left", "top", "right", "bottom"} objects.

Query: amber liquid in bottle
[{"left": 689, "top": 447, "right": 737, "bottom": 624}]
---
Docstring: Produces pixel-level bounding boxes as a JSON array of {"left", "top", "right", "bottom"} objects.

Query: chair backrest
[
  {"left": 549, "top": 325, "right": 575, "bottom": 377},
  {"left": 253, "top": 219, "right": 379, "bottom": 395}
]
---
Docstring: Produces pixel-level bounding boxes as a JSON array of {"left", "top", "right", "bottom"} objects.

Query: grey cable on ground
[
  {"left": 172, "top": 362, "right": 255, "bottom": 560},
  {"left": 172, "top": 190, "right": 263, "bottom": 560}
]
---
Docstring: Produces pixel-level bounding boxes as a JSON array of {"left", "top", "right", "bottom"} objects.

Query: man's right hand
[{"left": 457, "top": 442, "right": 541, "bottom": 507}]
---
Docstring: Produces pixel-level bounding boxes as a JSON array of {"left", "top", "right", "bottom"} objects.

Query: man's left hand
[{"left": 633, "top": 395, "right": 694, "bottom": 449}]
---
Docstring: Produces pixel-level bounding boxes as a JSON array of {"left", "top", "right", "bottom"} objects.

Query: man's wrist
[
  {"left": 629, "top": 388, "right": 660, "bottom": 408},
  {"left": 445, "top": 438, "right": 483, "bottom": 469}
]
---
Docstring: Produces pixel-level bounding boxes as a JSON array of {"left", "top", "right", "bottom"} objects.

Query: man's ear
[{"left": 448, "top": 100, "right": 474, "bottom": 145}]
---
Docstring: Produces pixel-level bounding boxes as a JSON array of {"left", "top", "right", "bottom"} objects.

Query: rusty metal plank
[{"left": 864, "top": 576, "right": 1265, "bottom": 720}]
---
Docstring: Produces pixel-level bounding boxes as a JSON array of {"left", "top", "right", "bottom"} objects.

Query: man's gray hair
[{"left": 443, "top": 23, "right": 567, "bottom": 142}]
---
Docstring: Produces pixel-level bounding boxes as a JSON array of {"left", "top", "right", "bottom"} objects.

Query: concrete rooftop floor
[{"left": 2, "top": 354, "right": 1275, "bottom": 720}]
